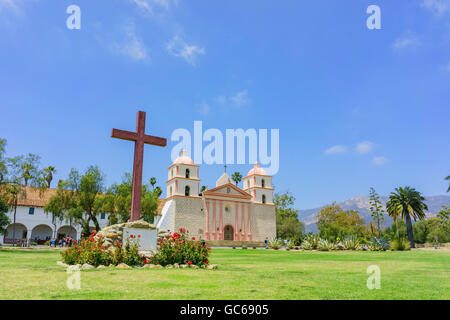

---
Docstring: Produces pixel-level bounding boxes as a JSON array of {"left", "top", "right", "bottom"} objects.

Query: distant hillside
[{"left": 298, "top": 195, "right": 450, "bottom": 233}]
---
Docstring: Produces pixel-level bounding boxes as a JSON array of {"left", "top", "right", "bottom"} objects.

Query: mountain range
[{"left": 298, "top": 195, "right": 450, "bottom": 233}]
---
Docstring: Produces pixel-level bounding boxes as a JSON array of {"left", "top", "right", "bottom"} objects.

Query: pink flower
[{"left": 187, "top": 261, "right": 192, "bottom": 265}]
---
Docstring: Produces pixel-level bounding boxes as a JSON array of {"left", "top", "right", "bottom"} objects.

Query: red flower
[
  {"left": 192, "top": 237, "right": 196, "bottom": 240},
  {"left": 205, "top": 260, "right": 209, "bottom": 264},
  {"left": 187, "top": 261, "right": 192, "bottom": 265},
  {"left": 138, "top": 235, "right": 141, "bottom": 238}
]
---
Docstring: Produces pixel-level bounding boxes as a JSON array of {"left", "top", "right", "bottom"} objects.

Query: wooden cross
[{"left": 111, "top": 111, "right": 166, "bottom": 222}]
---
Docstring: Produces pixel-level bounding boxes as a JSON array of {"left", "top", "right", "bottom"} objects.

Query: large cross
[{"left": 111, "top": 111, "right": 166, "bottom": 222}]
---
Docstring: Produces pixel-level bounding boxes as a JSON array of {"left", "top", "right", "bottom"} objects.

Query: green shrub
[
  {"left": 149, "top": 228, "right": 209, "bottom": 266},
  {"left": 390, "top": 238, "right": 411, "bottom": 251}
]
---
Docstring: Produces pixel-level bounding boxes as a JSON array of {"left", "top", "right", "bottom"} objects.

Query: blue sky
[{"left": 0, "top": 0, "right": 449, "bottom": 209}]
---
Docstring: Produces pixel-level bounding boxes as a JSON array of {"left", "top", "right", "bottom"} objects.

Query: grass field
[{"left": 0, "top": 248, "right": 449, "bottom": 300}]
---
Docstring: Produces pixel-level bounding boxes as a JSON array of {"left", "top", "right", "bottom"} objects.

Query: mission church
[
  {"left": 156, "top": 150, "right": 276, "bottom": 243},
  {"left": 1, "top": 150, "right": 276, "bottom": 245}
]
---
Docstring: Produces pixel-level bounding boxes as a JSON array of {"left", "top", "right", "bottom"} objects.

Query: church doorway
[{"left": 224, "top": 225, "right": 234, "bottom": 241}]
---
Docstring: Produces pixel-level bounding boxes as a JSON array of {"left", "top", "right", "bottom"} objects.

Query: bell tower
[
  {"left": 243, "top": 162, "right": 274, "bottom": 204},
  {"left": 167, "top": 150, "right": 200, "bottom": 198}
]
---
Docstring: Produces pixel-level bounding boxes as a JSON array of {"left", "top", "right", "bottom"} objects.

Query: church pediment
[{"left": 203, "top": 183, "right": 251, "bottom": 199}]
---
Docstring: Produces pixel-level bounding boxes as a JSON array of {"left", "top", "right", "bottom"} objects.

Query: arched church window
[
  {"left": 262, "top": 179, "right": 265, "bottom": 188},
  {"left": 185, "top": 169, "right": 190, "bottom": 179},
  {"left": 262, "top": 194, "right": 266, "bottom": 204},
  {"left": 169, "top": 186, "right": 172, "bottom": 196},
  {"left": 185, "top": 186, "right": 190, "bottom": 196}
]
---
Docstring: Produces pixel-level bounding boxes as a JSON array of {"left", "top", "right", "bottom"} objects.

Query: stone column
[
  {"left": 219, "top": 200, "right": 224, "bottom": 240},
  {"left": 212, "top": 200, "right": 217, "bottom": 240},
  {"left": 247, "top": 203, "right": 252, "bottom": 241},
  {"left": 26, "top": 229, "right": 32, "bottom": 247},
  {"left": 241, "top": 203, "right": 246, "bottom": 241},
  {"left": 235, "top": 203, "right": 240, "bottom": 241},
  {"left": 205, "top": 200, "right": 210, "bottom": 240}
]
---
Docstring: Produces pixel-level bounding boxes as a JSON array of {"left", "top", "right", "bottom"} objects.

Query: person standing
[{"left": 264, "top": 237, "right": 269, "bottom": 249}]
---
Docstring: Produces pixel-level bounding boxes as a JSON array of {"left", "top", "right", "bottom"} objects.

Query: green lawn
[{"left": 0, "top": 248, "right": 449, "bottom": 300}]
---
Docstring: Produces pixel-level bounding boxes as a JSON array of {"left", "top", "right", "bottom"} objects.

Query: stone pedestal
[{"left": 123, "top": 227, "right": 157, "bottom": 251}]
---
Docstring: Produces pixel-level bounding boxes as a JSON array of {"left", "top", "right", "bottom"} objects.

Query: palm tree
[
  {"left": 231, "top": 172, "right": 242, "bottom": 186},
  {"left": 445, "top": 175, "right": 450, "bottom": 193},
  {"left": 43, "top": 166, "right": 57, "bottom": 188},
  {"left": 150, "top": 177, "right": 156, "bottom": 190},
  {"left": 386, "top": 186, "right": 428, "bottom": 248}
]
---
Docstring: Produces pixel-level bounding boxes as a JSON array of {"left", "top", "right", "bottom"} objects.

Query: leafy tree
[
  {"left": 316, "top": 203, "right": 366, "bottom": 241},
  {"left": 104, "top": 173, "right": 161, "bottom": 225},
  {"left": 1, "top": 150, "right": 47, "bottom": 245},
  {"left": 200, "top": 185, "right": 207, "bottom": 193},
  {"left": 0, "top": 139, "right": 7, "bottom": 184},
  {"left": 274, "top": 191, "right": 304, "bottom": 241},
  {"left": 0, "top": 196, "right": 9, "bottom": 235},
  {"left": 52, "top": 166, "right": 105, "bottom": 237},
  {"left": 413, "top": 217, "right": 450, "bottom": 244},
  {"left": 437, "top": 205, "right": 449, "bottom": 220},
  {"left": 386, "top": 186, "right": 428, "bottom": 248},
  {"left": 42, "top": 166, "right": 57, "bottom": 188},
  {"left": 368, "top": 187, "right": 385, "bottom": 236},
  {"left": 445, "top": 175, "right": 450, "bottom": 193},
  {"left": 274, "top": 191, "right": 298, "bottom": 219},
  {"left": 44, "top": 191, "right": 65, "bottom": 237},
  {"left": 231, "top": 172, "right": 242, "bottom": 187}
]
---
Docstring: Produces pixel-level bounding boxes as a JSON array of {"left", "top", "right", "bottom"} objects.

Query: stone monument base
[{"left": 95, "top": 220, "right": 168, "bottom": 254}]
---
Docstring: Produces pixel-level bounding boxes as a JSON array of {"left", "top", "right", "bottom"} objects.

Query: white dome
[
  {"left": 247, "top": 162, "right": 267, "bottom": 176},
  {"left": 174, "top": 150, "right": 194, "bottom": 165}
]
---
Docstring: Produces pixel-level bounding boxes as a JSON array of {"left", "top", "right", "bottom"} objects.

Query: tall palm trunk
[{"left": 404, "top": 213, "right": 415, "bottom": 248}]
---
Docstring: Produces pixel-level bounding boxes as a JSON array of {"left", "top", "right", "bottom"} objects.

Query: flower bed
[
  {"left": 148, "top": 228, "right": 210, "bottom": 266},
  {"left": 61, "top": 231, "right": 145, "bottom": 267}
]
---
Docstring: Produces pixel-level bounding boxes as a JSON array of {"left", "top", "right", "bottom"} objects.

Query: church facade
[{"left": 156, "top": 150, "right": 276, "bottom": 243}]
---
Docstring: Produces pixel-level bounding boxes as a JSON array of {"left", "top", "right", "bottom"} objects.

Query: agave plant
[
  {"left": 317, "top": 239, "right": 331, "bottom": 251},
  {"left": 367, "top": 237, "right": 390, "bottom": 251},
  {"left": 269, "top": 238, "right": 282, "bottom": 250},
  {"left": 286, "top": 240, "right": 295, "bottom": 250},
  {"left": 303, "top": 234, "right": 320, "bottom": 249},
  {"left": 340, "top": 235, "right": 361, "bottom": 250},
  {"left": 300, "top": 240, "right": 313, "bottom": 250}
]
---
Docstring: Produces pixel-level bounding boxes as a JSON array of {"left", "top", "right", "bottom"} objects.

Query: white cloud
[
  {"left": 324, "top": 145, "right": 347, "bottom": 155},
  {"left": 372, "top": 156, "right": 388, "bottom": 166},
  {"left": 129, "top": 0, "right": 169, "bottom": 15},
  {"left": 230, "top": 89, "right": 251, "bottom": 107},
  {"left": 392, "top": 35, "right": 421, "bottom": 50},
  {"left": 421, "top": 0, "right": 449, "bottom": 16},
  {"left": 166, "top": 35, "right": 205, "bottom": 66},
  {"left": 113, "top": 22, "right": 148, "bottom": 61},
  {"left": 356, "top": 141, "right": 374, "bottom": 154},
  {"left": 196, "top": 101, "right": 211, "bottom": 116}
]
